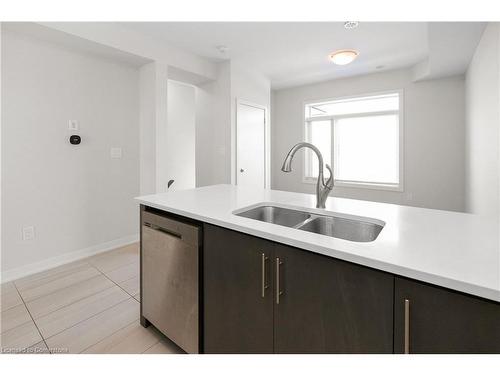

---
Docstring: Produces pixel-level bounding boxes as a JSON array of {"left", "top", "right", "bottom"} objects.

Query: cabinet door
[
  {"left": 394, "top": 277, "right": 500, "bottom": 353},
  {"left": 274, "top": 244, "right": 394, "bottom": 353},
  {"left": 203, "top": 224, "right": 274, "bottom": 353}
]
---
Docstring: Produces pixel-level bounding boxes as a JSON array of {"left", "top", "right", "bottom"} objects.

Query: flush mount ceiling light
[
  {"left": 344, "top": 21, "right": 359, "bottom": 29},
  {"left": 329, "top": 49, "right": 359, "bottom": 65}
]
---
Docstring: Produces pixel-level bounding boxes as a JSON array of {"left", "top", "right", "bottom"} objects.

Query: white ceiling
[
  {"left": 5, "top": 23, "right": 153, "bottom": 68},
  {"left": 121, "top": 22, "right": 485, "bottom": 89}
]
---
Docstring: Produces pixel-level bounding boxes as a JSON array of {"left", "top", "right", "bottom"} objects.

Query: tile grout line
[
  {"left": 41, "top": 296, "right": 135, "bottom": 343},
  {"left": 14, "top": 260, "right": 95, "bottom": 303},
  {"left": 20, "top": 242, "right": 139, "bottom": 287},
  {"left": 108, "top": 273, "right": 138, "bottom": 286},
  {"left": 34, "top": 261, "right": 141, "bottom": 348},
  {"left": 77, "top": 318, "right": 152, "bottom": 354},
  {"left": 140, "top": 338, "right": 162, "bottom": 354},
  {"left": 73, "top": 256, "right": 150, "bottom": 353},
  {"left": 88, "top": 261, "right": 138, "bottom": 299},
  {"left": 8, "top": 242, "right": 137, "bottom": 284},
  {"left": 14, "top": 261, "right": 90, "bottom": 293},
  {"left": 81, "top": 249, "right": 142, "bottom": 353},
  {"left": 21, "top": 273, "right": 116, "bottom": 318},
  {"left": 87, "top": 258, "right": 173, "bottom": 354},
  {"left": 15, "top": 266, "right": 102, "bottom": 305},
  {"left": 14, "top": 244, "right": 137, "bottom": 296},
  {"left": 87, "top": 246, "right": 139, "bottom": 274},
  {"left": 90, "top": 258, "right": 139, "bottom": 278},
  {"left": 31, "top": 263, "right": 135, "bottom": 338},
  {"left": 0, "top": 303, "right": 30, "bottom": 335},
  {"left": 5, "top": 248, "right": 140, "bottom": 353},
  {"left": 15, "top": 250, "right": 137, "bottom": 322},
  {"left": 138, "top": 327, "right": 177, "bottom": 354},
  {"left": 12, "top": 282, "right": 50, "bottom": 354},
  {"left": 9, "top": 264, "right": 117, "bottom": 335}
]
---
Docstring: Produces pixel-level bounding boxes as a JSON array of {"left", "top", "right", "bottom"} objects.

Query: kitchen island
[{"left": 136, "top": 184, "right": 500, "bottom": 353}]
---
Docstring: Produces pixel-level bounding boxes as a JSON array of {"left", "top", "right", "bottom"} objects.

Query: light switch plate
[
  {"left": 110, "top": 147, "right": 122, "bottom": 159},
  {"left": 68, "top": 120, "right": 79, "bottom": 131},
  {"left": 22, "top": 226, "right": 35, "bottom": 241}
]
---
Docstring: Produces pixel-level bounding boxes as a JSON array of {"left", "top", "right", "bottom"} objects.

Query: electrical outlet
[
  {"left": 68, "top": 120, "right": 79, "bottom": 131},
  {"left": 22, "top": 226, "right": 35, "bottom": 241},
  {"left": 110, "top": 147, "right": 122, "bottom": 159}
]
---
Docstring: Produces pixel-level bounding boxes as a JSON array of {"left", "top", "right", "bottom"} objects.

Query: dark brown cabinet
[
  {"left": 204, "top": 224, "right": 394, "bottom": 353},
  {"left": 394, "top": 277, "right": 500, "bottom": 353},
  {"left": 159, "top": 213, "right": 500, "bottom": 354},
  {"left": 203, "top": 224, "right": 274, "bottom": 353},
  {"left": 273, "top": 243, "right": 394, "bottom": 353}
]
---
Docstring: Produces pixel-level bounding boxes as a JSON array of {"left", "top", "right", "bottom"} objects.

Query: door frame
[{"left": 234, "top": 99, "right": 270, "bottom": 188}]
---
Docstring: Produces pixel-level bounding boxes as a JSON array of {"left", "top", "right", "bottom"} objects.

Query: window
[
  {"left": 304, "top": 92, "right": 402, "bottom": 190},
  {"left": 305, "top": 120, "right": 331, "bottom": 178}
]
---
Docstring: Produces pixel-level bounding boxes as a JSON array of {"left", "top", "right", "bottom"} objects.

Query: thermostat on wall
[{"left": 69, "top": 135, "right": 81, "bottom": 145}]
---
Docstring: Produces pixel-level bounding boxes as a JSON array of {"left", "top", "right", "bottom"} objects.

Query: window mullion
[
  {"left": 331, "top": 118, "right": 335, "bottom": 184},
  {"left": 305, "top": 110, "right": 398, "bottom": 122}
]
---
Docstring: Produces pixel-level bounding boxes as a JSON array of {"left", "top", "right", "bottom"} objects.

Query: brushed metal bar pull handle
[
  {"left": 276, "top": 258, "right": 283, "bottom": 304},
  {"left": 261, "top": 253, "right": 269, "bottom": 298},
  {"left": 404, "top": 298, "right": 410, "bottom": 354},
  {"left": 144, "top": 223, "right": 182, "bottom": 239}
]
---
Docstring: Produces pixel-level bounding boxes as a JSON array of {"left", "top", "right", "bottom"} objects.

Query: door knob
[{"left": 240, "top": 168, "right": 245, "bottom": 173}]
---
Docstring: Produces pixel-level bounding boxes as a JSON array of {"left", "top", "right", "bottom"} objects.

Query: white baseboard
[{"left": 1, "top": 234, "right": 139, "bottom": 283}]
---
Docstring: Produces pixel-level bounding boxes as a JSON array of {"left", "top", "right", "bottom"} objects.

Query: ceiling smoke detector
[
  {"left": 344, "top": 21, "right": 359, "bottom": 29},
  {"left": 329, "top": 49, "right": 359, "bottom": 65}
]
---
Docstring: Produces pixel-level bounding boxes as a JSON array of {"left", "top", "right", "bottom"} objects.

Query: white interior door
[
  {"left": 166, "top": 80, "right": 196, "bottom": 191},
  {"left": 236, "top": 102, "right": 266, "bottom": 188}
]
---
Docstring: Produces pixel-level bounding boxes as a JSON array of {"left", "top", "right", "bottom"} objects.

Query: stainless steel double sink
[{"left": 234, "top": 205, "right": 384, "bottom": 242}]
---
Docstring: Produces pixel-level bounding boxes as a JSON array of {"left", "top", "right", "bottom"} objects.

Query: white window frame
[{"left": 303, "top": 90, "right": 404, "bottom": 192}]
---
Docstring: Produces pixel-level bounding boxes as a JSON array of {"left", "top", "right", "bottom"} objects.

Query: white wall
[
  {"left": 1, "top": 30, "right": 140, "bottom": 276},
  {"left": 25, "top": 22, "right": 218, "bottom": 196},
  {"left": 194, "top": 82, "right": 214, "bottom": 187},
  {"left": 272, "top": 68, "right": 466, "bottom": 212},
  {"left": 139, "top": 63, "right": 157, "bottom": 195},
  {"left": 195, "top": 61, "right": 232, "bottom": 187},
  {"left": 166, "top": 80, "right": 196, "bottom": 190},
  {"left": 195, "top": 61, "right": 272, "bottom": 188},
  {"left": 465, "top": 23, "right": 500, "bottom": 217}
]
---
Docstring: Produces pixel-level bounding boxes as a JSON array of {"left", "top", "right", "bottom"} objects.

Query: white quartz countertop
[{"left": 136, "top": 184, "right": 500, "bottom": 302}]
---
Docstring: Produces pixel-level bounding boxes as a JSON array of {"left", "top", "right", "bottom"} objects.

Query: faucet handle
[{"left": 324, "top": 164, "right": 334, "bottom": 189}]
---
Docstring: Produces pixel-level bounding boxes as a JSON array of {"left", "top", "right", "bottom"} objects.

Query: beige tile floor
[{"left": 0, "top": 243, "right": 184, "bottom": 354}]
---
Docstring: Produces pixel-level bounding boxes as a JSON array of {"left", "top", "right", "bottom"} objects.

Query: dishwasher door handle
[
  {"left": 144, "top": 222, "right": 182, "bottom": 239},
  {"left": 142, "top": 211, "right": 199, "bottom": 246}
]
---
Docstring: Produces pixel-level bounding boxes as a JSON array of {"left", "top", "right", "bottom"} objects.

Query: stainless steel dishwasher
[{"left": 140, "top": 209, "right": 201, "bottom": 354}]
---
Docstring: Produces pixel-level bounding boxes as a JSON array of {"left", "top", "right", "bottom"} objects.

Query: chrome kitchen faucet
[{"left": 281, "top": 142, "right": 333, "bottom": 209}]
